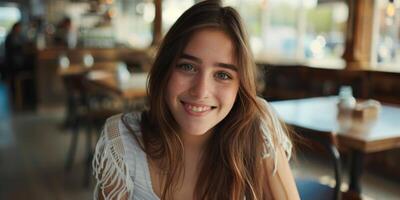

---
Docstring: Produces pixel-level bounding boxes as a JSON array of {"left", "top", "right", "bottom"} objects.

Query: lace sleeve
[
  {"left": 92, "top": 114, "right": 134, "bottom": 200},
  {"left": 258, "top": 97, "right": 293, "bottom": 174}
]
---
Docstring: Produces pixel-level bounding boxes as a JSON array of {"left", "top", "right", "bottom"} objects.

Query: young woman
[{"left": 93, "top": 1, "right": 299, "bottom": 199}]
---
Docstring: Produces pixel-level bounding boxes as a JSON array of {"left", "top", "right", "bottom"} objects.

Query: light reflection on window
[
  {"left": 0, "top": 4, "right": 21, "bottom": 60},
  {"left": 223, "top": 0, "right": 269, "bottom": 59},
  {"left": 0, "top": 5, "right": 21, "bottom": 40},
  {"left": 374, "top": 0, "right": 400, "bottom": 68},
  {"left": 162, "top": 0, "right": 194, "bottom": 34},
  {"left": 223, "top": 0, "right": 348, "bottom": 67},
  {"left": 304, "top": 1, "right": 348, "bottom": 66},
  {"left": 109, "top": 0, "right": 153, "bottom": 48}
]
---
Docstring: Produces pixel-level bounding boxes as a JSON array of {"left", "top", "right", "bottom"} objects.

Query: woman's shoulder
[
  {"left": 95, "top": 111, "right": 145, "bottom": 172},
  {"left": 92, "top": 111, "right": 145, "bottom": 200},
  {"left": 256, "top": 97, "right": 292, "bottom": 163},
  {"left": 104, "top": 112, "right": 142, "bottom": 128},
  {"left": 95, "top": 111, "right": 144, "bottom": 156},
  {"left": 100, "top": 112, "right": 146, "bottom": 164},
  {"left": 103, "top": 111, "right": 143, "bottom": 138}
]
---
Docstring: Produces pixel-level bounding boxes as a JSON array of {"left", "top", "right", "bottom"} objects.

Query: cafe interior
[{"left": 0, "top": 0, "right": 399, "bottom": 199}]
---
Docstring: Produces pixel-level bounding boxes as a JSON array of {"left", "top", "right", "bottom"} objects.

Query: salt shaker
[{"left": 338, "top": 86, "right": 356, "bottom": 109}]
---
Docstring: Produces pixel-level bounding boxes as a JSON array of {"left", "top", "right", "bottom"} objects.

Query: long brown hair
[{"left": 133, "top": 1, "right": 290, "bottom": 199}]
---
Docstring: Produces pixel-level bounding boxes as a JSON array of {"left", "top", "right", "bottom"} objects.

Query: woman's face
[{"left": 166, "top": 28, "right": 240, "bottom": 137}]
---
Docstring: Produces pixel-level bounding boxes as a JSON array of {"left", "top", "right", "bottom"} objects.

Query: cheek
[
  {"left": 166, "top": 76, "right": 176, "bottom": 106},
  {"left": 219, "top": 84, "right": 239, "bottom": 107},
  {"left": 166, "top": 71, "right": 186, "bottom": 100}
]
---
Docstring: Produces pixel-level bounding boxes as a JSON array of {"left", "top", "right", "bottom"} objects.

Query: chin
[{"left": 180, "top": 124, "right": 213, "bottom": 136}]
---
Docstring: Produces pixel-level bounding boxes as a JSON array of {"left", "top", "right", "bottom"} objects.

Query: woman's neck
[{"left": 180, "top": 130, "right": 213, "bottom": 155}]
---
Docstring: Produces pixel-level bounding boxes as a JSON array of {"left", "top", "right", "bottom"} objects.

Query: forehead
[{"left": 182, "top": 28, "right": 237, "bottom": 64}]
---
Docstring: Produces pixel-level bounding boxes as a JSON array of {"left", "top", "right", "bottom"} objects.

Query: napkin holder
[
  {"left": 352, "top": 100, "right": 381, "bottom": 119},
  {"left": 338, "top": 99, "right": 381, "bottom": 120}
]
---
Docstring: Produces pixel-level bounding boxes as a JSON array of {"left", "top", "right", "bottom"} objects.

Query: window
[
  {"left": 63, "top": 0, "right": 154, "bottom": 48},
  {"left": 113, "top": 0, "right": 154, "bottom": 48},
  {"left": 223, "top": 0, "right": 348, "bottom": 67},
  {"left": 223, "top": 0, "right": 270, "bottom": 58},
  {"left": 162, "top": 0, "right": 195, "bottom": 34},
  {"left": 373, "top": 0, "right": 400, "bottom": 68},
  {"left": 303, "top": 1, "right": 348, "bottom": 66},
  {"left": 0, "top": 3, "right": 21, "bottom": 61}
]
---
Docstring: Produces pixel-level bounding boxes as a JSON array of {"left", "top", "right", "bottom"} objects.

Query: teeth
[{"left": 187, "top": 104, "right": 211, "bottom": 112}]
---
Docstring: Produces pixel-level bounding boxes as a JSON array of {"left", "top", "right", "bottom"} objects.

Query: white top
[{"left": 92, "top": 98, "right": 292, "bottom": 200}]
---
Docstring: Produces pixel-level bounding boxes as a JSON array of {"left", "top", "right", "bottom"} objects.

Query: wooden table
[
  {"left": 270, "top": 96, "right": 400, "bottom": 198},
  {"left": 58, "top": 61, "right": 119, "bottom": 77},
  {"left": 59, "top": 63, "right": 147, "bottom": 124},
  {"left": 86, "top": 70, "right": 147, "bottom": 100},
  {"left": 58, "top": 61, "right": 147, "bottom": 99}
]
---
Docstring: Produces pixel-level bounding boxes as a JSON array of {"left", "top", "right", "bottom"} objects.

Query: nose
[{"left": 189, "top": 73, "right": 210, "bottom": 99}]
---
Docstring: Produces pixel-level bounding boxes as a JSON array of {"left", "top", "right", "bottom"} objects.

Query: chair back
[{"left": 294, "top": 126, "right": 342, "bottom": 200}]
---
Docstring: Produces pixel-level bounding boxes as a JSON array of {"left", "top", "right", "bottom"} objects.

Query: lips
[{"left": 181, "top": 101, "right": 216, "bottom": 115}]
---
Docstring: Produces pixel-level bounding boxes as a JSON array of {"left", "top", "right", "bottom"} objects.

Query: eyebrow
[{"left": 180, "top": 53, "right": 238, "bottom": 71}]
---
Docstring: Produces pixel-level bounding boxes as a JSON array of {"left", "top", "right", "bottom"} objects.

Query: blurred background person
[
  {"left": 53, "top": 17, "right": 76, "bottom": 48},
  {"left": 5, "top": 22, "right": 24, "bottom": 72},
  {"left": 4, "top": 21, "right": 25, "bottom": 105}
]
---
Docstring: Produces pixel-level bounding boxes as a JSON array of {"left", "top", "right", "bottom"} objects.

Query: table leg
[{"left": 349, "top": 150, "right": 364, "bottom": 194}]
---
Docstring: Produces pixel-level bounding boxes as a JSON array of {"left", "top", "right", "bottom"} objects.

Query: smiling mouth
[{"left": 181, "top": 101, "right": 216, "bottom": 113}]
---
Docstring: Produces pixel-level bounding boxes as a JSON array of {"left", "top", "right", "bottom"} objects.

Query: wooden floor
[
  {"left": 292, "top": 152, "right": 400, "bottom": 200},
  {"left": 0, "top": 108, "right": 400, "bottom": 200},
  {"left": 0, "top": 109, "right": 92, "bottom": 200}
]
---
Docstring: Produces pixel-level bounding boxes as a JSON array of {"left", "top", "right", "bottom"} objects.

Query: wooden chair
[
  {"left": 294, "top": 126, "right": 342, "bottom": 200},
  {"left": 62, "top": 72, "right": 122, "bottom": 187},
  {"left": 14, "top": 71, "right": 33, "bottom": 110}
]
